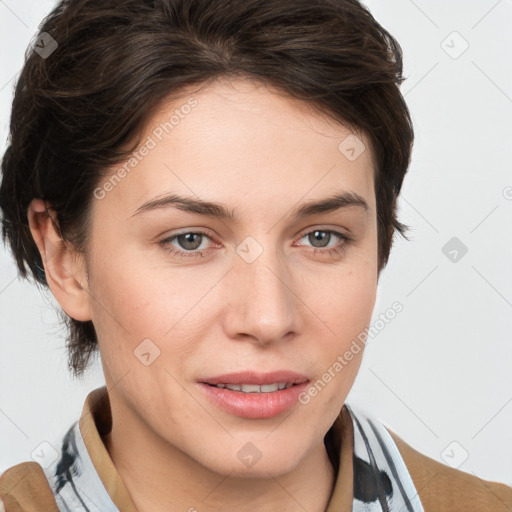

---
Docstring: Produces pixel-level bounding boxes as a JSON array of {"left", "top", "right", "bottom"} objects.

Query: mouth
[
  {"left": 205, "top": 382, "right": 299, "bottom": 393},
  {"left": 197, "top": 370, "right": 310, "bottom": 419}
]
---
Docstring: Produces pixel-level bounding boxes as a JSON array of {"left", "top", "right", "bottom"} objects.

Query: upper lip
[{"left": 200, "top": 371, "right": 309, "bottom": 386}]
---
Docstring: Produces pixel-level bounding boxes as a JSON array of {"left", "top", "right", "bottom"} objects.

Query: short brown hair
[{"left": 0, "top": 0, "right": 414, "bottom": 378}]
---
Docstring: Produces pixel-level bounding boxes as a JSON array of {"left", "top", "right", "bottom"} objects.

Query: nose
[{"left": 221, "top": 240, "right": 302, "bottom": 346}]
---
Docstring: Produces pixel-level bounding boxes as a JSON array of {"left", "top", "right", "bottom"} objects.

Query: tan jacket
[{"left": 1, "top": 387, "right": 511, "bottom": 511}]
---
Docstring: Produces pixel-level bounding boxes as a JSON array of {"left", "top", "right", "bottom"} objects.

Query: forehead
[{"left": 94, "top": 77, "right": 376, "bottom": 220}]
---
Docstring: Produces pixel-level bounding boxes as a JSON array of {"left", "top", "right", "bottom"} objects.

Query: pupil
[
  {"left": 310, "top": 230, "right": 329, "bottom": 248},
  {"left": 179, "top": 233, "right": 202, "bottom": 250}
]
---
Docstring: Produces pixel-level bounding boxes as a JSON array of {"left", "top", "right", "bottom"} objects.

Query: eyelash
[{"left": 158, "top": 228, "right": 352, "bottom": 260}]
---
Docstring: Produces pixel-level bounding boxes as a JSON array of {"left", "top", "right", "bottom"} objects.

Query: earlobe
[{"left": 27, "top": 199, "right": 92, "bottom": 322}]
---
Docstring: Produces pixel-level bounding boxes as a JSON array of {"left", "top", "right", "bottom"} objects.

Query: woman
[{"left": 0, "top": 0, "right": 510, "bottom": 511}]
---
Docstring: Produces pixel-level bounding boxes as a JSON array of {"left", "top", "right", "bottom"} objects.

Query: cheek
[
  {"left": 312, "top": 259, "right": 377, "bottom": 335},
  {"left": 336, "top": 275, "right": 376, "bottom": 331},
  {"left": 86, "top": 243, "right": 214, "bottom": 375},
  {"left": 308, "top": 275, "right": 375, "bottom": 414},
  {"left": 86, "top": 235, "right": 168, "bottom": 333},
  {"left": 306, "top": 257, "right": 377, "bottom": 383}
]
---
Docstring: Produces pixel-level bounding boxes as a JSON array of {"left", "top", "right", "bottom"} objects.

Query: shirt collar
[{"left": 78, "top": 386, "right": 138, "bottom": 512}]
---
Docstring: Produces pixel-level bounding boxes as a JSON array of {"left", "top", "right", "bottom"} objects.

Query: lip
[
  {"left": 197, "top": 371, "right": 310, "bottom": 419},
  {"left": 199, "top": 370, "right": 309, "bottom": 386}
]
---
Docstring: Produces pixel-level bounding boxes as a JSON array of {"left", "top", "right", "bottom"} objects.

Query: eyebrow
[{"left": 130, "top": 191, "right": 369, "bottom": 220}]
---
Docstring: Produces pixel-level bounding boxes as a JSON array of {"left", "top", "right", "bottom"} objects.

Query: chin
[{"left": 198, "top": 444, "right": 304, "bottom": 478}]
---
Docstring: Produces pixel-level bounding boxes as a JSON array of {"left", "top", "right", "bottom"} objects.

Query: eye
[
  {"left": 159, "top": 227, "right": 352, "bottom": 260},
  {"left": 159, "top": 230, "right": 216, "bottom": 259},
  {"left": 295, "top": 228, "right": 352, "bottom": 258}
]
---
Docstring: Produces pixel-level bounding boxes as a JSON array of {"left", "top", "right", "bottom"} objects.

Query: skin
[{"left": 28, "top": 76, "right": 378, "bottom": 512}]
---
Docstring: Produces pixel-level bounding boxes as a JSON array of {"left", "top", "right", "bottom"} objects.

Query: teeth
[
  {"left": 213, "top": 382, "right": 294, "bottom": 393},
  {"left": 243, "top": 384, "right": 266, "bottom": 393}
]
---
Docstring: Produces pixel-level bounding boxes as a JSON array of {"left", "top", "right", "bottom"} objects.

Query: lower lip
[{"left": 197, "top": 382, "right": 310, "bottom": 419}]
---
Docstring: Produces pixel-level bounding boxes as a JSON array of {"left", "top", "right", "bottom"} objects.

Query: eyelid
[
  {"left": 159, "top": 227, "right": 217, "bottom": 242},
  {"left": 293, "top": 225, "right": 352, "bottom": 243}
]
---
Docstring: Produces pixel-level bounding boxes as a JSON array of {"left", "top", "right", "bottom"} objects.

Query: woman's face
[{"left": 86, "top": 77, "right": 378, "bottom": 476}]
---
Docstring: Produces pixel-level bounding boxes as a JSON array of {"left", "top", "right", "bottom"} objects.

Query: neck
[{"left": 103, "top": 409, "right": 336, "bottom": 512}]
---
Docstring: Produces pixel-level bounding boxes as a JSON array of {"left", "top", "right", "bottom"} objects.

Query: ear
[{"left": 27, "top": 199, "right": 92, "bottom": 322}]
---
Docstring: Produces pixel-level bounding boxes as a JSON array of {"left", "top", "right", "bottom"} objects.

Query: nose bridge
[{"left": 225, "top": 234, "right": 299, "bottom": 343}]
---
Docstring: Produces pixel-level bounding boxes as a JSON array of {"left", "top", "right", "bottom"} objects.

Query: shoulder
[
  {"left": 345, "top": 402, "right": 512, "bottom": 512},
  {"left": 0, "top": 461, "right": 59, "bottom": 511},
  {"left": 386, "top": 427, "right": 512, "bottom": 512}
]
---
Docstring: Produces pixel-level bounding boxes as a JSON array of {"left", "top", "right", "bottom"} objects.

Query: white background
[{"left": 1, "top": 0, "right": 511, "bottom": 487}]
